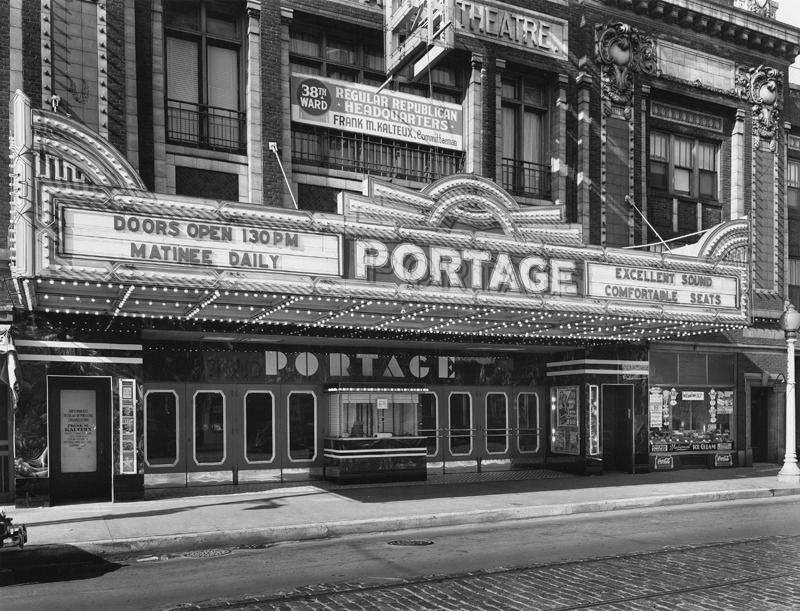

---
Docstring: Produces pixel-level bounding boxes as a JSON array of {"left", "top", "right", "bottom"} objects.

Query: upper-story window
[
  {"left": 789, "top": 159, "right": 800, "bottom": 210},
  {"left": 649, "top": 132, "right": 718, "bottom": 200},
  {"left": 290, "top": 26, "right": 385, "bottom": 87},
  {"left": 500, "top": 76, "right": 550, "bottom": 200},
  {"left": 165, "top": 1, "right": 245, "bottom": 153}
]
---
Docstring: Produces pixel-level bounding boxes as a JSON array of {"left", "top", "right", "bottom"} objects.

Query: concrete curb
[{"left": 74, "top": 486, "right": 800, "bottom": 556}]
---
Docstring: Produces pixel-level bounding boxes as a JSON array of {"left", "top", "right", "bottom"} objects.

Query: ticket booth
[{"left": 323, "top": 387, "right": 427, "bottom": 483}]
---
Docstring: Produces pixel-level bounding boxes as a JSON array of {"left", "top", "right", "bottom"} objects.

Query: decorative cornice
[{"left": 595, "top": 0, "right": 800, "bottom": 62}]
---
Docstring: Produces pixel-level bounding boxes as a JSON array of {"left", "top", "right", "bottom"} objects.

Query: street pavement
[{"left": 4, "top": 464, "right": 799, "bottom": 557}]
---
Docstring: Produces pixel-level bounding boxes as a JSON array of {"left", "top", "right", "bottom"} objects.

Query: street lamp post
[{"left": 778, "top": 303, "right": 800, "bottom": 484}]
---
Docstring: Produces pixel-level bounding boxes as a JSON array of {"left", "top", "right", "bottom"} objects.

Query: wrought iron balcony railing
[
  {"left": 292, "top": 127, "right": 464, "bottom": 183},
  {"left": 166, "top": 99, "right": 246, "bottom": 153},
  {"left": 500, "top": 158, "right": 551, "bottom": 200}
]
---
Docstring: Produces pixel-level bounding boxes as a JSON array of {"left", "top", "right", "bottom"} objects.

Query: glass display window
[
  {"left": 648, "top": 386, "right": 734, "bottom": 452},
  {"left": 327, "top": 389, "right": 421, "bottom": 438}
]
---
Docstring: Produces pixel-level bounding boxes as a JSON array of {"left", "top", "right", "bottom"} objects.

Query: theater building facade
[{"left": 1, "top": 0, "right": 799, "bottom": 505}]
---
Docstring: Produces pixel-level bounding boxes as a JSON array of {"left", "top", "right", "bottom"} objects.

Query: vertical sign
[{"left": 119, "top": 379, "right": 137, "bottom": 474}]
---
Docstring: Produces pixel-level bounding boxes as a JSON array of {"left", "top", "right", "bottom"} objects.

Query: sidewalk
[{"left": 5, "top": 465, "right": 799, "bottom": 557}]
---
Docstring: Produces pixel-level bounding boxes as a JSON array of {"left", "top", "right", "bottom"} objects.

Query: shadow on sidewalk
[
  {"left": 328, "top": 465, "right": 782, "bottom": 504},
  {"left": 26, "top": 489, "right": 334, "bottom": 527},
  {"left": 0, "top": 544, "right": 123, "bottom": 586}
]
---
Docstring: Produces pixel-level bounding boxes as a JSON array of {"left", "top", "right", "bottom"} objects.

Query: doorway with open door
[
  {"left": 750, "top": 386, "right": 770, "bottom": 463},
  {"left": 47, "top": 376, "right": 113, "bottom": 505}
]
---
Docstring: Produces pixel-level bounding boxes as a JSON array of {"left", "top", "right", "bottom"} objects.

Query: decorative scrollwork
[
  {"left": 736, "top": 65, "right": 782, "bottom": 151},
  {"left": 595, "top": 22, "right": 657, "bottom": 119},
  {"left": 733, "top": 0, "right": 776, "bottom": 19}
]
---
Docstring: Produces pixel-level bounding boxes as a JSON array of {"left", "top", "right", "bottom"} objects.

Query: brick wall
[
  {"left": 134, "top": 1, "right": 154, "bottom": 191},
  {"left": 263, "top": 0, "right": 282, "bottom": 205},
  {"left": 21, "top": 0, "right": 40, "bottom": 108}
]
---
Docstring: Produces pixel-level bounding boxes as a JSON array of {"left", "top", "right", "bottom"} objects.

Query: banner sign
[
  {"left": 61, "top": 208, "right": 342, "bottom": 277},
  {"left": 585, "top": 262, "right": 739, "bottom": 309},
  {"left": 291, "top": 74, "right": 463, "bottom": 151}
]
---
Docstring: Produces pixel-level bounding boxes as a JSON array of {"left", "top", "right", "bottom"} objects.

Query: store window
[
  {"left": 501, "top": 76, "right": 550, "bottom": 199},
  {"left": 649, "top": 132, "right": 718, "bottom": 200},
  {"left": 288, "top": 392, "right": 316, "bottom": 461},
  {"left": 145, "top": 391, "right": 179, "bottom": 467},
  {"left": 648, "top": 352, "right": 735, "bottom": 455},
  {"left": 517, "top": 393, "right": 540, "bottom": 453},
  {"left": 485, "top": 393, "right": 508, "bottom": 454},
  {"left": 194, "top": 391, "right": 225, "bottom": 465},
  {"left": 418, "top": 393, "right": 438, "bottom": 456},
  {"left": 164, "top": 1, "right": 245, "bottom": 152},
  {"left": 449, "top": 393, "right": 472, "bottom": 456},
  {"left": 245, "top": 392, "right": 274, "bottom": 463}
]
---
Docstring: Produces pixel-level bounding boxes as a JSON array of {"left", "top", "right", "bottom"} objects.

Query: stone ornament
[
  {"left": 736, "top": 65, "right": 782, "bottom": 150},
  {"left": 733, "top": 0, "right": 776, "bottom": 19},
  {"left": 595, "top": 22, "right": 657, "bottom": 118}
]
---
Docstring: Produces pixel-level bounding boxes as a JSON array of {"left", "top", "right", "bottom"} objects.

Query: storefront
[{"left": 7, "top": 93, "right": 752, "bottom": 504}]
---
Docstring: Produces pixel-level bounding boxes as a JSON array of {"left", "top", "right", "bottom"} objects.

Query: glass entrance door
[{"left": 143, "top": 383, "right": 320, "bottom": 487}]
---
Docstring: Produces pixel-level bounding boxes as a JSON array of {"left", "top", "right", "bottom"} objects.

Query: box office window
[{"left": 145, "top": 391, "right": 179, "bottom": 467}]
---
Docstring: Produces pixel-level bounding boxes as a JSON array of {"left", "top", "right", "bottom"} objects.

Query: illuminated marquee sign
[
  {"left": 352, "top": 238, "right": 578, "bottom": 296},
  {"left": 452, "top": 0, "right": 568, "bottom": 60},
  {"left": 585, "top": 262, "right": 739, "bottom": 309},
  {"left": 291, "top": 75, "right": 463, "bottom": 151},
  {"left": 61, "top": 208, "right": 342, "bottom": 276}
]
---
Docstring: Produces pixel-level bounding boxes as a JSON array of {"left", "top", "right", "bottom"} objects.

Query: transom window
[
  {"left": 164, "top": 1, "right": 245, "bottom": 152},
  {"left": 649, "top": 132, "right": 718, "bottom": 200}
]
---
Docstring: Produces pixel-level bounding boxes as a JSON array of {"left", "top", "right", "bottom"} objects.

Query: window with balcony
[
  {"left": 164, "top": 1, "right": 245, "bottom": 153},
  {"left": 649, "top": 132, "right": 718, "bottom": 200},
  {"left": 289, "top": 22, "right": 464, "bottom": 193},
  {"left": 501, "top": 76, "right": 550, "bottom": 199}
]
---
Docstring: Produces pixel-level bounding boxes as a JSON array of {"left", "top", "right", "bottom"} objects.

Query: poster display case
[
  {"left": 323, "top": 388, "right": 427, "bottom": 482},
  {"left": 551, "top": 386, "right": 580, "bottom": 455}
]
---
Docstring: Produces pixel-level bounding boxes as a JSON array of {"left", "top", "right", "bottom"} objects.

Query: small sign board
[{"left": 653, "top": 455, "right": 675, "bottom": 470}]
